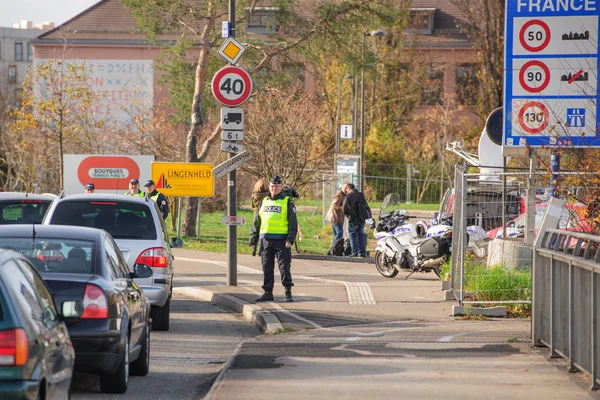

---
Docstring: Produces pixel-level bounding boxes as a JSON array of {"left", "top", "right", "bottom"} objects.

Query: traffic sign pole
[{"left": 227, "top": 0, "right": 237, "bottom": 287}]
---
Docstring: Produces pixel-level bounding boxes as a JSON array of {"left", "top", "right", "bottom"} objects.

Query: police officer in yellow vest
[
  {"left": 124, "top": 178, "right": 145, "bottom": 197},
  {"left": 249, "top": 176, "right": 298, "bottom": 302},
  {"left": 144, "top": 180, "right": 169, "bottom": 220}
]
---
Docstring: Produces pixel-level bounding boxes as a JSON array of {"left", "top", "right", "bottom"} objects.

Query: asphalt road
[{"left": 71, "top": 295, "right": 259, "bottom": 399}]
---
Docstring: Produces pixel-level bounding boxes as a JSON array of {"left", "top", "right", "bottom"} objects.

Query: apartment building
[{"left": 0, "top": 20, "right": 53, "bottom": 106}]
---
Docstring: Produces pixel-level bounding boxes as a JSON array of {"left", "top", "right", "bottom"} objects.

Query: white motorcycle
[{"left": 373, "top": 193, "right": 452, "bottom": 279}]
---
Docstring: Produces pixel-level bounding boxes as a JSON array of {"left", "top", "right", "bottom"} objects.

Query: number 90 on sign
[{"left": 221, "top": 130, "right": 244, "bottom": 141}]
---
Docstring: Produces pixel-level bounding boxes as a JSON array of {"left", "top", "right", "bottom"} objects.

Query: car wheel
[
  {"left": 99, "top": 334, "right": 129, "bottom": 394},
  {"left": 151, "top": 298, "right": 170, "bottom": 331},
  {"left": 130, "top": 320, "right": 150, "bottom": 376}
]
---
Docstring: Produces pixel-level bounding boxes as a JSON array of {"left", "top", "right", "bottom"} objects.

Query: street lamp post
[
  {"left": 335, "top": 74, "right": 354, "bottom": 154},
  {"left": 360, "top": 29, "right": 386, "bottom": 191}
]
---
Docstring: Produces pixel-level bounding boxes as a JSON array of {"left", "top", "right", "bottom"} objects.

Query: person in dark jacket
[
  {"left": 249, "top": 175, "right": 298, "bottom": 302},
  {"left": 144, "top": 180, "right": 169, "bottom": 220},
  {"left": 342, "top": 183, "right": 370, "bottom": 257}
]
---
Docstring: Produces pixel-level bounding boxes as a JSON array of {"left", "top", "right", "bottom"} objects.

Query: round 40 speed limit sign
[{"left": 211, "top": 66, "right": 253, "bottom": 107}]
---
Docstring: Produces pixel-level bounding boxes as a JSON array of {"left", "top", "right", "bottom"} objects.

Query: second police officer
[
  {"left": 249, "top": 176, "right": 298, "bottom": 302},
  {"left": 124, "top": 178, "right": 145, "bottom": 197},
  {"left": 144, "top": 179, "right": 169, "bottom": 220}
]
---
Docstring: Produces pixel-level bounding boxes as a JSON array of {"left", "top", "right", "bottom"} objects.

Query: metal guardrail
[{"left": 533, "top": 225, "right": 600, "bottom": 390}]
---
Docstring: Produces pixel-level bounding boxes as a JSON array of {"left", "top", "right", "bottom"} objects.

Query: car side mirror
[
  {"left": 61, "top": 300, "right": 84, "bottom": 319},
  {"left": 170, "top": 237, "right": 184, "bottom": 248},
  {"left": 132, "top": 264, "right": 153, "bottom": 279}
]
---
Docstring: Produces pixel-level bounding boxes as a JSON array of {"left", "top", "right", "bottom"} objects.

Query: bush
[{"left": 464, "top": 263, "right": 531, "bottom": 302}]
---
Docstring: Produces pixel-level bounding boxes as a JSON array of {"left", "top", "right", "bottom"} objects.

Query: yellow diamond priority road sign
[
  {"left": 218, "top": 37, "right": 246, "bottom": 65},
  {"left": 151, "top": 162, "right": 214, "bottom": 197}
]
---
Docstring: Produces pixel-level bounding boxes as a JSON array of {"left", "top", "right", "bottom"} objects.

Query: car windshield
[
  {"left": 0, "top": 200, "right": 51, "bottom": 225},
  {"left": 0, "top": 238, "right": 95, "bottom": 274},
  {"left": 49, "top": 200, "right": 157, "bottom": 240}
]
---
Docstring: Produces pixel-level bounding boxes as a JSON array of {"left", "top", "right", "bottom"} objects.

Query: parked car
[
  {"left": 0, "top": 193, "right": 55, "bottom": 225},
  {"left": 487, "top": 201, "right": 594, "bottom": 239},
  {"left": 43, "top": 193, "right": 180, "bottom": 331},
  {"left": 0, "top": 248, "right": 81, "bottom": 400},
  {"left": 0, "top": 225, "right": 153, "bottom": 394}
]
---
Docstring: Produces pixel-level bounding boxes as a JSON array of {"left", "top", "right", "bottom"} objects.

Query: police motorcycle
[
  {"left": 373, "top": 193, "right": 451, "bottom": 279},
  {"left": 427, "top": 215, "right": 489, "bottom": 258}
]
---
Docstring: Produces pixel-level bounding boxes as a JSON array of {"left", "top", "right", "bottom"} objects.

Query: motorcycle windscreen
[{"left": 380, "top": 193, "right": 404, "bottom": 219}]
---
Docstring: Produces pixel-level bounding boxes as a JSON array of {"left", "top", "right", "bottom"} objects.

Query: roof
[
  {"left": 56, "top": 193, "right": 149, "bottom": 203},
  {"left": 0, "top": 192, "right": 56, "bottom": 201},
  {"left": 408, "top": 0, "right": 472, "bottom": 45},
  {"left": 35, "top": 0, "right": 181, "bottom": 43},
  {"left": 0, "top": 224, "right": 104, "bottom": 240}
]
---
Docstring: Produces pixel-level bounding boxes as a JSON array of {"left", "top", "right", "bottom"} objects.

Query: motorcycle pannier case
[{"left": 418, "top": 237, "right": 449, "bottom": 258}]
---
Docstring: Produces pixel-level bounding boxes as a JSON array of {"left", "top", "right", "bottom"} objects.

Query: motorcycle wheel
[{"left": 375, "top": 250, "right": 399, "bottom": 278}]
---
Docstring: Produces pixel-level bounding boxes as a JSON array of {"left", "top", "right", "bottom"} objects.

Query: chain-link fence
[{"left": 450, "top": 162, "right": 600, "bottom": 307}]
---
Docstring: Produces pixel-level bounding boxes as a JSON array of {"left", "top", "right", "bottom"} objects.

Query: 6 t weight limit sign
[{"left": 211, "top": 66, "right": 253, "bottom": 107}]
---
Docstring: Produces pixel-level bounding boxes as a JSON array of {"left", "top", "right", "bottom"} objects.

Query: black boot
[
  {"left": 285, "top": 287, "right": 293, "bottom": 302},
  {"left": 255, "top": 291, "right": 274, "bottom": 302}
]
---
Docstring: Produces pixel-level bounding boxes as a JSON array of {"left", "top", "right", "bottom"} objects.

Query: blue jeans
[
  {"left": 331, "top": 223, "right": 343, "bottom": 245},
  {"left": 348, "top": 221, "right": 366, "bottom": 257}
]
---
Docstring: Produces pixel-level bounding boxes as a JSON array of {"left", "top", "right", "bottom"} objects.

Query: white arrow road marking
[{"left": 176, "top": 257, "right": 377, "bottom": 305}]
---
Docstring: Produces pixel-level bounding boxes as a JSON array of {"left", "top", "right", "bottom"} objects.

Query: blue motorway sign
[{"left": 503, "top": 0, "right": 600, "bottom": 155}]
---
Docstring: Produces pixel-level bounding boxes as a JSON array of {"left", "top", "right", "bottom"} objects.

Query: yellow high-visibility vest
[{"left": 259, "top": 196, "right": 289, "bottom": 235}]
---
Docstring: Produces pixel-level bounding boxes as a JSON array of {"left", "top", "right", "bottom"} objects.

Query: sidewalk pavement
[{"left": 171, "top": 248, "right": 598, "bottom": 399}]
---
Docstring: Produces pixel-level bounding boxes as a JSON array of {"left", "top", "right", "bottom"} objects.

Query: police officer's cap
[
  {"left": 130, "top": 178, "right": 139, "bottom": 184},
  {"left": 144, "top": 180, "right": 155, "bottom": 187},
  {"left": 270, "top": 176, "right": 282, "bottom": 185},
  {"left": 85, "top": 183, "right": 95, "bottom": 190}
]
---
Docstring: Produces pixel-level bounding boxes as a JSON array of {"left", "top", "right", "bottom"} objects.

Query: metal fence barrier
[{"left": 533, "top": 216, "right": 600, "bottom": 390}]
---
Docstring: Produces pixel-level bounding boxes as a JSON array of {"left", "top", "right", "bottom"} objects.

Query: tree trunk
[{"left": 182, "top": 16, "right": 214, "bottom": 237}]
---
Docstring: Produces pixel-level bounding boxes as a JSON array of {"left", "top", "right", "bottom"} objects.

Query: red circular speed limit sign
[
  {"left": 211, "top": 66, "right": 253, "bottom": 107},
  {"left": 519, "top": 19, "right": 551, "bottom": 52},
  {"left": 519, "top": 60, "right": 550, "bottom": 93},
  {"left": 518, "top": 101, "right": 549, "bottom": 134}
]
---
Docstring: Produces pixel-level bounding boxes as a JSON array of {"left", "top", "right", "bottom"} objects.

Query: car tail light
[
  {"left": 20, "top": 200, "right": 42, "bottom": 203},
  {"left": 36, "top": 250, "right": 65, "bottom": 264},
  {"left": 0, "top": 328, "right": 28, "bottom": 366},
  {"left": 135, "top": 248, "right": 168, "bottom": 268},
  {"left": 82, "top": 284, "right": 108, "bottom": 319}
]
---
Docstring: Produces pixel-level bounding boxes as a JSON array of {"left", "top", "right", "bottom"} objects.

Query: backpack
[
  {"left": 327, "top": 238, "right": 352, "bottom": 257},
  {"left": 358, "top": 192, "right": 372, "bottom": 222}
]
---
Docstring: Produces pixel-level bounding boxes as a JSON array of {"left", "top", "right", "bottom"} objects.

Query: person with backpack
[{"left": 343, "top": 183, "right": 372, "bottom": 258}]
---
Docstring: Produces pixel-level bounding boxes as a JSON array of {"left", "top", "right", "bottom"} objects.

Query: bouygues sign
[{"left": 64, "top": 155, "right": 154, "bottom": 194}]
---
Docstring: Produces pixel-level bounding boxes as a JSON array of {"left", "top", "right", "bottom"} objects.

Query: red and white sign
[
  {"left": 519, "top": 19, "right": 550, "bottom": 52},
  {"left": 517, "top": 101, "right": 549, "bottom": 134},
  {"left": 64, "top": 154, "right": 154, "bottom": 194},
  {"left": 211, "top": 66, "right": 253, "bottom": 107},
  {"left": 518, "top": 60, "right": 550, "bottom": 93},
  {"left": 221, "top": 216, "right": 246, "bottom": 225}
]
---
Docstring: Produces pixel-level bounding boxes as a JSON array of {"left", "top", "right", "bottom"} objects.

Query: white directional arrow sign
[
  {"left": 221, "top": 215, "right": 246, "bottom": 225},
  {"left": 212, "top": 150, "right": 252, "bottom": 179}
]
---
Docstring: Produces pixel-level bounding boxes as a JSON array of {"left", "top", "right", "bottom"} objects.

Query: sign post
[{"left": 503, "top": 2, "right": 600, "bottom": 155}]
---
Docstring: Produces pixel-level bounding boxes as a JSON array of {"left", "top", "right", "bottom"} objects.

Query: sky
[{"left": 0, "top": 0, "right": 100, "bottom": 28}]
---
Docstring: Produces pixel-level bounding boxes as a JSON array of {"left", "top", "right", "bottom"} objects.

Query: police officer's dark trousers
[{"left": 260, "top": 238, "right": 293, "bottom": 291}]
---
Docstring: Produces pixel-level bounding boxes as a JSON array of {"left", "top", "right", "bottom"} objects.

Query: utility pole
[{"left": 227, "top": 0, "right": 237, "bottom": 286}]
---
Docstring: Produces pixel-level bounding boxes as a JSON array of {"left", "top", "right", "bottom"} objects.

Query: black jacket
[
  {"left": 343, "top": 189, "right": 367, "bottom": 223},
  {"left": 249, "top": 193, "right": 298, "bottom": 245},
  {"left": 149, "top": 190, "right": 169, "bottom": 220}
]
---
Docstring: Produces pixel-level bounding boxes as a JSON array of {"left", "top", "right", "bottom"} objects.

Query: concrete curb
[
  {"left": 452, "top": 305, "right": 507, "bottom": 317},
  {"left": 174, "top": 287, "right": 283, "bottom": 334},
  {"left": 292, "top": 254, "right": 374, "bottom": 263}
]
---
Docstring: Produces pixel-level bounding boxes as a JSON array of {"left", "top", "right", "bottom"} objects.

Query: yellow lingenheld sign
[{"left": 151, "top": 162, "right": 214, "bottom": 197}]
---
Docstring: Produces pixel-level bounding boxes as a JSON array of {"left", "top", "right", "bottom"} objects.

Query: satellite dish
[{"left": 485, "top": 107, "right": 503, "bottom": 146}]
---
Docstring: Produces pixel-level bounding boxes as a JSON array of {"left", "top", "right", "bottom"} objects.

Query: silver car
[{"left": 43, "top": 193, "right": 179, "bottom": 331}]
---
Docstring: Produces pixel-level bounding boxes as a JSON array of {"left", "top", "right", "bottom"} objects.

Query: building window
[
  {"left": 456, "top": 65, "right": 479, "bottom": 105},
  {"left": 28, "top": 44, "right": 33, "bottom": 61},
  {"left": 421, "top": 66, "right": 443, "bottom": 105},
  {"left": 8, "top": 65, "right": 16, "bottom": 83},
  {"left": 405, "top": 8, "right": 435, "bottom": 35},
  {"left": 15, "top": 43, "right": 23, "bottom": 61},
  {"left": 246, "top": 7, "right": 278, "bottom": 35},
  {"left": 282, "top": 63, "right": 305, "bottom": 86}
]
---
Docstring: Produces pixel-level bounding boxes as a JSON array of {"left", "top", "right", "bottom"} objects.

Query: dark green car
[{"left": 0, "top": 249, "right": 81, "bottom": 400}]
